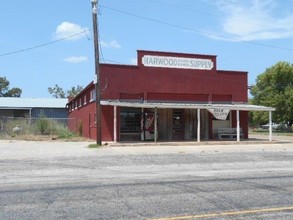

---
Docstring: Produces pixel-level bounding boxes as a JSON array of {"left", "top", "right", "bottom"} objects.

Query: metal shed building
[{"left": 0, "top": 97, "right": 68, "bottom": 118}]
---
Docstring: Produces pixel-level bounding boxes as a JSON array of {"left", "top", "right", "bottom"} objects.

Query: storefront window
[{"left": 120, "top": 108, "right": 141, "bottom": 133}]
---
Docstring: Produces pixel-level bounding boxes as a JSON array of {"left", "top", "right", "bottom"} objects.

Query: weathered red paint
[{"left": 68, "top": 50, "right": 248, "bottom": 141}]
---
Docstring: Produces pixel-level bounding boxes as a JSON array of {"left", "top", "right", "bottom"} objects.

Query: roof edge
[{"left": 101, "top": 100, "right": 275, "bottom": 111}]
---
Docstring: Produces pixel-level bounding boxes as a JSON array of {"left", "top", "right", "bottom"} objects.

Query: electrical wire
[
  {"left": 148, "top": 0, "right": 265, "bottom": 27},
  {"left": 148, "top": 0, "right": 222, "bottom": 19},
  {"left": 102, "top": 59, "right": 122, "bottom": 64},
  {"left": 100, "top": 4, "right": 293, "bottom": 52},
  {"left": 0, "top": 30, "right": 89, "bottom": 57}
]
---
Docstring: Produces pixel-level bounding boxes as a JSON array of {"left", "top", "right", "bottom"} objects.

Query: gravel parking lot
[
  {"left": 1, "top": 134, "right": 292, "bottom": 159},
  {"left": 0, "top": 136, "right": 292, "bottom": 219}
]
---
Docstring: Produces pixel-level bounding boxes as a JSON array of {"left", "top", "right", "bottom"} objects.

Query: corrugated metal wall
[{"left": 31, "top": 108, "right": 67, "bottom": 118}]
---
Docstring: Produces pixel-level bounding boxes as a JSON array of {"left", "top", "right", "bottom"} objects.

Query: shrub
[
  {"left": 56, "top": 126, "right": 77, "bottom": 139},
  {"left": 5, "top": 118, "right": 31, "bottom": 136},
  {"left": 0, "top": 115, "right": 78, "bottom": 140},
  {"left": 36, "top": 116, "right": 50, "bottom": 135}
]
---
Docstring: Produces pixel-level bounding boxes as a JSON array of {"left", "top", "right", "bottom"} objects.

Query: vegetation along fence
[{"left": 0, "top": 116, "right": 77, "bottom": 138}]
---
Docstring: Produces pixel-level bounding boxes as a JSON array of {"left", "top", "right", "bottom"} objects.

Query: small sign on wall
[
  {"left": 208, "top": 109, "right": 230, "bottom": 120},
  {"left": 93, "top": 75, "right": 97, "bottom": 84}
]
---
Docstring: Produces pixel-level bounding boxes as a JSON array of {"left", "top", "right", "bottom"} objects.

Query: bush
[
  {"left": 4, "top": 118, "right": 32, "bottom": 136},
  {"left": 0, "top": 115, "right": 78, "bottom": 140},
  {"left": 35, "top": 117, "right": 50, "bottom": 134},
  {"left": 56, "top": 126, "right": 77, "bottom": 139}
]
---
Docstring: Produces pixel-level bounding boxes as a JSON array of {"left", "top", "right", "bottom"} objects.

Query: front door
[{"left": 172, "top": 109, "right": 184, "bottom": 140}]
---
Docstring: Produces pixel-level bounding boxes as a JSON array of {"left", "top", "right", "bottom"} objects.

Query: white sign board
[
  {"left": 208, "top": 109, "right": 230, "bottom": 120},
  {"left": 142, "top": 55, "right": 214, "bottom": 70},
  {"left": 93, "top": 75, "right": 97, "bottom": 84}
]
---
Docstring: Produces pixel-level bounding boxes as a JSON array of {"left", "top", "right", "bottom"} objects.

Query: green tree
[
  {"left": 0, "top": 77, "right": 22, "bottom": 97},
  {"left": 48, "top": 84, "right": 66, "bottom": 98},
  {"left": 250, "top": 61, "right": 293, "bottom": 125},
  {"left": 67, "top": 85, "right": 83, "bottom": 97},
  {"left": 48, "top": 84, "right": 83, "bottom": 98}
]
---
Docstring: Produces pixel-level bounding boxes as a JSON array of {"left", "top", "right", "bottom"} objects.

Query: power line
[
  {"left": 148, "top": 0, "right": 266, "bottom": 27},
  {"left": 101, "top": 59, "right": 122, "bottom": 64},
  {"left": 0, "top": 30, "right": 89, "bottom": 57},
  {"left": 149, "top": 0, "right": 222, "bottom": 19},
  {"left": 100, "top": 4, "right": 293, "bottom": 52}
]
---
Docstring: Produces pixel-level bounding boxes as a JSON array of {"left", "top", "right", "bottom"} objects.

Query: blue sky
[{"left": 1, "top": 0, "right": 293, "bottom": 98}]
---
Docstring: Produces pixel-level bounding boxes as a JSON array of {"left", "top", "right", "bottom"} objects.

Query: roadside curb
[{"left": 107, "top": 139, "right": 286, "bottom": 147}]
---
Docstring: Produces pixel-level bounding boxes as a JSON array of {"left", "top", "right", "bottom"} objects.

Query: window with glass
[
  {"left": 90, "top": 89, "right": 96, "bottom": 102},
  {"left": 120, "top": 108, "right": 141, "bottom": 133}
]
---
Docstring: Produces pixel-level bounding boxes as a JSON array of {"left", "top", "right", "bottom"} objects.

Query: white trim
[
  {"left": 236, "top": 110, "right": 240, "bottom": 142},
  {"left": 114, "top": 106, "right": 117, "bottom": 142},
  {"left": 101, "top": 100, "right": 275, "bottom": 111},
  {"left": 197, "top": 109, "right": 201, "bottom": 142},
  {"left": 154, "top": 108, "right": 158, "bottom": 143},
  {"left": 269, "top": 111, "right": 273, "bottom": 142}
]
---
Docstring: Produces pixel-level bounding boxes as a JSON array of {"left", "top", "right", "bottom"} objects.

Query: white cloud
[
  {"left": 63, "top": 56, "right": 88, "bottom": 63},
  {"left": 100, "top": 40, "right": 121, "bottom": 49},
  {"left": 54, "top": 22, "right": 89, "bottom": 41},
  {"left": 208, "top": 0, "right": 293, "bottom": 41}
]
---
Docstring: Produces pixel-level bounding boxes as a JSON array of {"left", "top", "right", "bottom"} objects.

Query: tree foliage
[
  {"left": 250, "top": 61, "right": 293, "bottom": 125},
  {"left": 48, "top": 84, "right": 66, "bottom": 98},
  {"left": 48, "top": 84, "right": 83, "bottom": 98},
  {"left": 0, "top": 77, "right": 22, "bottom": 97},
  {"left": 67, "top": 85, "right": 84, "bottom": 98}
]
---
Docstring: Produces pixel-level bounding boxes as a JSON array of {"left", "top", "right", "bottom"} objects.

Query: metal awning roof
[
  {"left": 101, "top": 100, "right": 275, "bottom": 111},
  {"left": 0, "top": 97, "right": 68, "bottom": 109}
]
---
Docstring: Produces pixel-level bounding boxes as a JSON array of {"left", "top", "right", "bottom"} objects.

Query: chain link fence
[{"left": 0, "top": 116, "right": 76, "bottom": 138}]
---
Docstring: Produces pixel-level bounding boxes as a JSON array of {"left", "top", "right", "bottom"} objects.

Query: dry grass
[{"left": 0, "top": 134, "right": 93, "bottom": 142}]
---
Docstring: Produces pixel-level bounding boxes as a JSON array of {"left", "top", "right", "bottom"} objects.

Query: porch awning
[
  {"left": 101, "top": 99, "right": 275, "bottom": 143},
  {"left": 101, "top": 100, "right": 275, "bottom": 111}
]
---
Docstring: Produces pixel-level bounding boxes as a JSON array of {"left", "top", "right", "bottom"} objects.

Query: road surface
[{"left": 0, "top": 139, "right": 292, "bottom": 219}]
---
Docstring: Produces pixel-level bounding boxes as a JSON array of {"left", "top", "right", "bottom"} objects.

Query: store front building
[{"left": 67, "top": 50, "right": 275, "bottom": 142}]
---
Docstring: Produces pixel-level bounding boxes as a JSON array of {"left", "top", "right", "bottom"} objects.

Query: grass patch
[
  {"left": 88, "top": 143, "right": 103, "bottom": 148},
  {"left": 88, "top": 142, "right": 108, "bottom": 148},
  {"left": 249, "top": 128, "right": 293, "bottom": 136},
  {"left": 56, "top": 127, "right": 77, "bottom": 139}
]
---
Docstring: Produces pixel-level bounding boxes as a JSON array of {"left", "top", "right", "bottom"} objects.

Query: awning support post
[
  {"left": 197, "top": 109, "right": 201, "bottom": 142},
  {"left": 154, "top": 107, "right": 157, "bottom": 143},
  {"left": 269, "top": 111, "right": 272, "bottom": 142},
  {"left": 114, "top": 105, "right": 117, "bottom": 143},
  {"left": 236, "top": 110, "right": 240, "bottom": 142}
]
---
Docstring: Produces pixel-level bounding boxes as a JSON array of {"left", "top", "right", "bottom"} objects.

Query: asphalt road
[{"left": 0, "top": 139, "right": 292, "bottom": 220}]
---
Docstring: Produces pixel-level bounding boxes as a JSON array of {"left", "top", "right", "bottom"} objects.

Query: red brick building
[{"left": 67, "top": 50, "right": 274, "bottom": 142}]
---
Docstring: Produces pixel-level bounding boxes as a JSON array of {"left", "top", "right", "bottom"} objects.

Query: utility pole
[{"left": 91, "top": 0, "right": 102, "bottom": 145}]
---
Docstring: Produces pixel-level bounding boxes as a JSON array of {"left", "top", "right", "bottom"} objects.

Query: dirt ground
[
  {"left": 0, "top": 132, "right": 291, "bottom": 144},
  {"left": 0, "top": 134, "right": 93, "bottom": 142}
]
